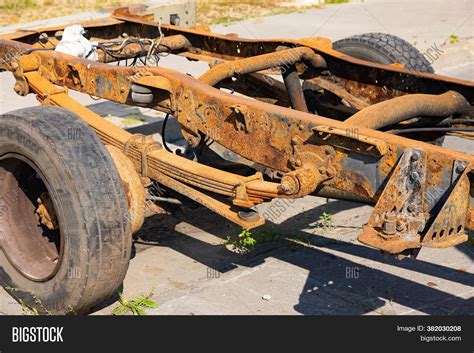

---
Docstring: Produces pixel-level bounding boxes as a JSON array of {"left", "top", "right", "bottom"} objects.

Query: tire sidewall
[{"left": 0, "top": 117, "right": 91, "bottom": 314}]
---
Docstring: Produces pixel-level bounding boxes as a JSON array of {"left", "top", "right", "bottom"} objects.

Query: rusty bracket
[
  {"left": 123, "top": 133, "right": 162, "bottom": 178},
  {"left": 422, "top": 162, "right": 470, "bottom": 248},
  {"left": 232, "top": 172, "right": 264, "bottom": 208},
  {"left": 283, "top": 136, "right": 337, "bottom": 196},
  {"left": 359, "top": 150, "right": 472, "bottom": 253},
  {"left": 152, "top": 168, "right": 265, "bottom": 229},
  {"left": 24, "top": 71, "right": 68, "bottom": 104},
  {"left": 176, "top": 90, "right": 202, "bottom": 147},
  {"left": 11, "top": 60, "right": 29, "bottom": 96},
  {"left": 358, "top": 148, "right": 430, "bottom": 253}
]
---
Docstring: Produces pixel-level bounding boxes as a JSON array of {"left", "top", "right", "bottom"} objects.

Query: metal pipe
[
  {"left": 281, "top": 63, "right": 308, "bottom": 112},
  {"left": 98, "top": 34, "right": 192, "bottom": 63},
  {"left": 345, "top": 91, "right": 470, "bottom": 130},
  {"left": 147, "top": 195, "right": 183, "bottom": 205},
  {"left": 199, "top": 46, "right": 327, "bottom": 86}
]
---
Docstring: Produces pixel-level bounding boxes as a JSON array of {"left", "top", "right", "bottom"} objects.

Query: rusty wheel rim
[{"left": 0, "top": 153, "right": 63, "bottom": 282}]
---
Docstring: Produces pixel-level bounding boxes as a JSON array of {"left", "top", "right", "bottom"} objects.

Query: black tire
[
  {"left": 333, "top": 32, "right": 434, "bottom": 73},
  {"left": 333, "top": 33, "right": 444, "bottom": 145},
  {"left": 0, "top": 106, "right": 132, "bottom": 314}
]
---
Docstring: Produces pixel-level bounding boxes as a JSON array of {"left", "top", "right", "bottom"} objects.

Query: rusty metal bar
[
  {"left": 345, "top": 91, "right": 471, "bottom": 129},
  {"left": 199, "top": 46, "right": 327, "bottom": 86},
  {"left": 281, "top": 63, "right": 308, "bottom": 112}
]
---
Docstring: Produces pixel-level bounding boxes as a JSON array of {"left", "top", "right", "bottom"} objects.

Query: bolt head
[{"left": 456, "top": 164, "right": 465, "bottom": 173}]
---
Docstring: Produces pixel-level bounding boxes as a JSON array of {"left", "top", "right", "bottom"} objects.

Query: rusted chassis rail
[{"left": 0, "top": 9, "right": 473, "bottom": 254}]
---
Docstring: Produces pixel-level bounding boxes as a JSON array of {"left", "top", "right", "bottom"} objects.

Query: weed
[
  {"left": 121, "top": 115, "right": 145, "bottom": 125},
  {"left": 225, "top": 228, "right": 257, "bottom": 254},
  {"left": 318, "top": 212, "right": 333, "bottom": 231},
  {"left": 112, "top": 289, "right": 158, "bottom": 315},
  {"left": 449, "top": 34, "right": 459, "bottom": 44},
  {"left": 18, "top": 298, "right": 39, "bottom": 316},
  {"left": 256, "top": 227, "right": 285, "bottom": 243},
  {"left": 6, "top": 286, "right": 51, "bottom": 315}
]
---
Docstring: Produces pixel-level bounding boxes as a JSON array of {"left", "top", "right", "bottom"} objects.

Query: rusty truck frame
[{"left": 0, "top": 5, "right": 472, "bottom": 314}]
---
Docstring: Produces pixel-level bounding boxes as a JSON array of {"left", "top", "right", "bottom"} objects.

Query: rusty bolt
[
  {"left": 326, "top": 168, "right": 335, "bottom": 178},
  {"left": 396, "top": 218, "right": 408, "bottom": 232},
  {"left": 188, "top": 135, "right": 199, "bottom": 147},
  {"left": 324, "top": 147, "right": 332, "bottom": 156},
  {"left": 409, "top": 171, "right": 421, "bottom": 184},
  {"left": 280, "top": 175, "right": 298, "bottom": 195},
  {"left": 411, "top": 153, "right": 419, "bottom": 162},
  {"left": 318, "top": 167, "right": 326, "bottom": 175},
  {"left": 382, "top": 212, "right": 397, "bottom": 236},
  {"left": 456, "top": 164, "right": 465, "bottom": 174}
]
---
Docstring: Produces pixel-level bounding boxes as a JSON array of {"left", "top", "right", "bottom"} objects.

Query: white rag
[{"left": 55, "top": 25, "right": 98, "bottom": 61}]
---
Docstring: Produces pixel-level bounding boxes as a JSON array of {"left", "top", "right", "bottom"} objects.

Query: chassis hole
[{"left": 0, "top": 154, "right": 62, "bottom": 282}]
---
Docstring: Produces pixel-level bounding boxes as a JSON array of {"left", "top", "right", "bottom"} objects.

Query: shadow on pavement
[{"left": 135, "top": 200, "right": 474, "bottom": 315}]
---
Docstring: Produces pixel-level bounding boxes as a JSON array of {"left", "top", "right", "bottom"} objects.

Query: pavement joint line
[
  {"left": 152, "top": 256, "right": 282, "bottom": 307},
  {"left": 404, "top": 288, "right": 474, "bottom": 313},
  {"left": 398, "top": 289, "right": 473, "bottom": 316},
  {"left": 308, "top": 244, "right": 474, "bottom": 279}
]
